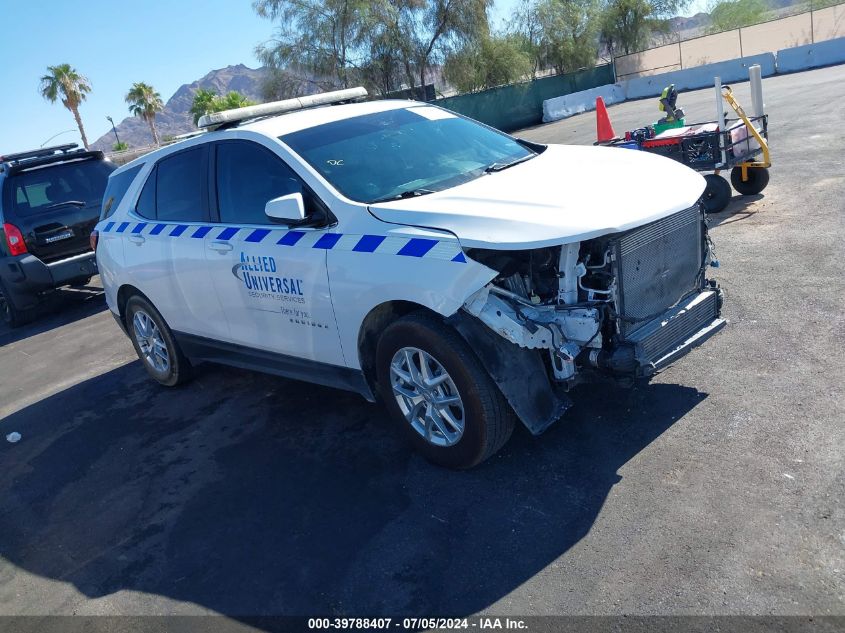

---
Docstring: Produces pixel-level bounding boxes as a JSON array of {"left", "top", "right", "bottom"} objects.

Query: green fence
[{"left": 435, "top": 63, "right": 615, "bottom": 132}]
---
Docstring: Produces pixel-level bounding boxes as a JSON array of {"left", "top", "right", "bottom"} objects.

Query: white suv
[{"left": 94, "top": 89, "right": 725, "bottom": 468}]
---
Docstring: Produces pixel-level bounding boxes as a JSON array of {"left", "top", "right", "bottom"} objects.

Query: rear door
[
  {"left": 119, "top": 145, "right": 230, "bottom": 341},
  {"left": 4, "top": 158, "right": 114, "bottom": 262}
]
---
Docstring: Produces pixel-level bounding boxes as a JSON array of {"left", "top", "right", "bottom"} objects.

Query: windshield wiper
[
  {"left": 369, "top": 188, "right": 435, "bottom": 204},
  {"left": 484, "top": 153, "right": 536, "bottom": 173},
  {"left": 46, "top": 200, "right": 86, "bottom": 210}
]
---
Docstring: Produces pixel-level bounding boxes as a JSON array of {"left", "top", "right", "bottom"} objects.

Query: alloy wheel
[
  {"left": 390, "top": 346, "right": 465, "bottom": 447},
  {"left": 132, "top": 309, "right": 170, "bottom": 373}
]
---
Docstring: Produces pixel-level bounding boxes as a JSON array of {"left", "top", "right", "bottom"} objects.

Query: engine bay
[{"left": 462, "top": 206, "right": 717, "bottom": 386}]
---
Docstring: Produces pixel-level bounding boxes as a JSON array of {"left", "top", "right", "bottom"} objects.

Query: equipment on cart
[
  {"left": 655, "top": 84, "right": 686, "bottom": 134},
  {"left": 596, "top": 66, "right": 771, "bottom": 213}
]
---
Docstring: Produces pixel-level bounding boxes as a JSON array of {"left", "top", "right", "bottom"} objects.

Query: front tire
[
  {"left": 376, "top": 312, "right": 515, "bottom": 469},
  {"left": 125, "top": 295, "right": 192, "bottom": 387}
]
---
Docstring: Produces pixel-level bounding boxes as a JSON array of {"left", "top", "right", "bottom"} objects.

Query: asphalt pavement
[{"left": 1, "top": 65, "right": 843, "bottom": 623}]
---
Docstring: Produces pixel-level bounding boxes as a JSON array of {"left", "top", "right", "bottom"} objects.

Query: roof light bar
[{"left": 197, "top": 87, "right": 368, "bottom": 130}]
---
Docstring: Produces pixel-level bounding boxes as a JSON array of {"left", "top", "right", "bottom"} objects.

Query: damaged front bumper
[
  {"left": 454, "top": 284, "right": 724, "bottom": 436},
  {"left": 453, "top": 203, "right": 725, "bottom": 435}
]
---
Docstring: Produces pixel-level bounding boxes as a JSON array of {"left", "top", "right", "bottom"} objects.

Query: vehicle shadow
[
  {"left": 0, "top": 360, "right": 706, "bottom": 618},
  {"left": 0, "top": 283, "right": 106, "bottom": 347}
]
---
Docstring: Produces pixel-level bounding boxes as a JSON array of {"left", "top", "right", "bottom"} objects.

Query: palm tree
[
  {"left": 218, "top": 91, "right": 256, "bottom": 110},
  {"left": 39, "top": 64, "right": 92, "bottom": 149},
  {"left": 126, "top": 82, "right": 164, "bottom": 146},
  {"left": 190, "top": 88, "right": 217, "bottom": 126},
  {"left": 190, "top": 89, "right": 256, "bottom": 126}
]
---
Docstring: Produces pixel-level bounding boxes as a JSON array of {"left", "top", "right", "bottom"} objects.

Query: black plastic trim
[
  {"left": 172, "top": 331, "right": 375, "bottom": 401},
  {"left": 111, "top": 311, "right": 129, "bottom": 336},
  {"left": 446, "top": 310, "right": 572, "bottom": 435},
  {"left": 0, "top": 252, "right": 96, "bottom": 306}
]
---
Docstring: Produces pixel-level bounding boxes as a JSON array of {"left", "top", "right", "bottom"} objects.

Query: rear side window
[
  {"left": 215, "top": 142, "right": 303, "bottom": 225},
  {"left": 101, "top": 164, "right": 142, "bottom": 220},
  {"left": 135, "top": 168, "right": 157, "bottom": 219},
  {"left": 6, "top": 159, "right": 114, "bottom": 217},
  {"left": 155, "top": 147, "right": 208, "bottom": 222}
]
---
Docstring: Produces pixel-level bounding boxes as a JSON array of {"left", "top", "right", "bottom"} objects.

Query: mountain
[
  {"left": 667, "top": 0, "right": 806, "bottom": 39},
  {"left": 92, "top": 64, "right": 268, "bottom": 151},
  {"left": 667, "top": 12, "right": 713, "bottom": 37}
]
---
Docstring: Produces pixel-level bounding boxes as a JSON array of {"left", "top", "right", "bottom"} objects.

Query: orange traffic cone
[{"left": 595, "top": 97, "right": 617, "bottom": 144}]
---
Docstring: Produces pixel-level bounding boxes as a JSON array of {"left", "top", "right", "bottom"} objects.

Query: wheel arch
[
  {"left": 116, "top": 284, "right": 154, "bottom": 328},
  {"left": 357, "top": 300, "right": 442, "bottom": 396}
]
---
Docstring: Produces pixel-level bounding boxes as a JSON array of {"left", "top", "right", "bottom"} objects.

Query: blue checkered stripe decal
[{"left": 101, "top": 221, "right": 468, "bottom": 263}]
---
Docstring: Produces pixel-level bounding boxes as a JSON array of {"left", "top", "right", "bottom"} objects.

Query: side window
[
  {"left": 155, "top": 147, "right": 208, "bottom": 222},
  {"left": 101, "top": 164, "right": 142, "bottom": 220},
  {"left": 135, "top": 167, "right": 156, "bottom": 219},
  {"left": 215, "top": 142, "right": 304, "bottom": 225}
]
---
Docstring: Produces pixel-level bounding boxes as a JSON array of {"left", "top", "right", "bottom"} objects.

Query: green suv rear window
[{"left": 8, "top": 159, "right": 114, "bottom": 217}]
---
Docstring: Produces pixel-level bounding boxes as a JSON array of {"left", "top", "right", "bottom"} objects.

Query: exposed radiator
[
  {"left": 614, "top": 205, "right": 703, "bottom": 335},
  {"left": 625, "top": 290, "right": 721, "bottom": 367}
]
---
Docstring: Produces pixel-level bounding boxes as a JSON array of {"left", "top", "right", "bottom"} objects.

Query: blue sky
[
  {"left": 1, "top": 0, "right": 708, "bottom": 154},
  {"left": 1, "top": 0, "right": 273, "bottom": 152}
]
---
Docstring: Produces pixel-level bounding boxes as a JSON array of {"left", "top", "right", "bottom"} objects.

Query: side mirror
[{"left": 265, "top": 192, "right": 306, "bottom": 223}]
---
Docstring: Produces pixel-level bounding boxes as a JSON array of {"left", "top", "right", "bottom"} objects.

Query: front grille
[{"left": 614, "top": 205, "right": 703, "bottom": 335}]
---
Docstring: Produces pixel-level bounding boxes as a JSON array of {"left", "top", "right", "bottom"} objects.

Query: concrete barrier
[
  {"left": 539, "top": 43, "right": 844, "bottom": 124},
  {"left": 624, "top": 53, "right": 777, "bottom": 100},
  {"left": 542, "top": 83, "right": 626, "bottom": 122},
  {"left": 541, "top": 53, "right": 779, "bottom": 123},
  {"left": 776, "top": 37, "right": 845, "bottom": 73}
]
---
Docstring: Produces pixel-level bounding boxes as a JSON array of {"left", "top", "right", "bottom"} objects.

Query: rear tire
[
  {"left": 731, "top": 166, "right": 769, "bottom": 195},
  {"left": 125, "top": 295, "right": 193, "bottom": 387},
  {"left": 0, "top": 282, "right": 38, "bottom": 328},
  {"left": 376, "top": 311, "right": 515, "bottom": 469},
  {"left": 701, "top": 173, "right": 732, "bottom": 213}
]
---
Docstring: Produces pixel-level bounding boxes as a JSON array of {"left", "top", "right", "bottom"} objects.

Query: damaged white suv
[{"left": 94, "top": 89, "right": 725, "bottom": 468}]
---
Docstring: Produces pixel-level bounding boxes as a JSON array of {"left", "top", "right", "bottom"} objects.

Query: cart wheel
[
  {"left": 701, "top": 174, "right": 732, "bottom": 213},
  {"left": 731, "top": 166, "right": 770, "bottom": 195}
]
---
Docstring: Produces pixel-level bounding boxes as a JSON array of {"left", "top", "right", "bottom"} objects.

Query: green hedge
[{"left": 435, "top": 64, "right": 615, "bottom": 132}]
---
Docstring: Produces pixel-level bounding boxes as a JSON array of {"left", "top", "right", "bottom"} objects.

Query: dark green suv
[{"left": 0, "top": 143, "right": 115, "bottom": 326}]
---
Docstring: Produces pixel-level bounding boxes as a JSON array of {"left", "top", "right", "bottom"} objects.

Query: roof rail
[
  {"left": 3, "top": 150, "right": 105, "bottom": 176},
  {"left": 168, "top": 130, "right": 207, "bottom": 143},
  {"left": 1, "top": 143, "right": 80, "bottom": 163},
  {"left": 197, "top": 87, "right": 368, "bottom": 130}
]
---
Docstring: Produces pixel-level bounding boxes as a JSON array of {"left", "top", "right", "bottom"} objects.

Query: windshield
[
  {"left": 280, "top": 106, "right": 536, "bottom": 204},
  {"left": 8, "top": 159, "right": 113, "bottom": 216}
]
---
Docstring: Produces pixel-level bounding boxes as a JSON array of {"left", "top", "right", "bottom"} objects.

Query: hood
[{"left": 368, "top": 144, "right": 706, "bottom": 249}]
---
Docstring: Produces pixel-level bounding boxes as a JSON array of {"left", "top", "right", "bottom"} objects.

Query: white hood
[{"left": 368, "top": 144, "right": 706, "bottom": 249}]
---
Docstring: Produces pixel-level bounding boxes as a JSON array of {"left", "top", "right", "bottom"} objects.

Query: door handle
[
  {"left": 209, "top": 241, "right": 233, "bottom": 253},
  {"left": 128, "top": 235, "right": 145, "bottom": 245}
]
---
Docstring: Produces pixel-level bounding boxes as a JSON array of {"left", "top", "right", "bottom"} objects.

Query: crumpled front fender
[{"left": 446, "top": 310, "right": 572, "bottom": 435}]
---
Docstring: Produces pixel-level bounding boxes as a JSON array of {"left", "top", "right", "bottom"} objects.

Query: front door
[{"left": 204, "top": 139, "right": 344, "bottom": 366}]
